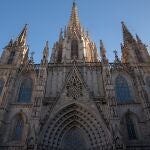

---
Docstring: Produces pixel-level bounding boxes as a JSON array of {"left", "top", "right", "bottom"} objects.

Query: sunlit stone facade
[{"left": 0, "top": 2, "right": 150, "bottom": 150}]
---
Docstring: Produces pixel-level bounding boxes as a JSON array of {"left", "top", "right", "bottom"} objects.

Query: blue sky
[{"left": 0, "top": 0, "right": 150, "bottom": 63}]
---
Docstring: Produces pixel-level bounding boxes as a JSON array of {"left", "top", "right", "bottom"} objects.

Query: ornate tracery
[
  {"left": 66, "top": 69, "right": 83, "bottom": 99},
  {"left": 115, "top": 75, "right": 133, "bottom": 102},
  {"left": 18, "top": 78, "right": 33, "bottom": 103},
  {"left": 12, "top": 115, "right": 24, "bottom": 141}
]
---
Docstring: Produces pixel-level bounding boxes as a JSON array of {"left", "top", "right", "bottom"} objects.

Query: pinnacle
[
  {"left": 100, "top": 40, "right": 104, "bottom": 49},
  {"left": 121, "top": 21, "right": 134, "bottom": 43},
  {"left": 17, "top": 24, "right": 28, "bottom": 46},
  {"left": 43, "top": 41, "right": 49, "bottom": 58},
  {"left": 136, "top": 34, "right": 142, "bottom": 43},
  {"left": 68, "top": 1, "right": 80, "bottom": 30}
]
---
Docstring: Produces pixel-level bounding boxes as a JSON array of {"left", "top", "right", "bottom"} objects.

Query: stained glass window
[
  {"left": 126, "top": 115, "right": 137, "bottom": 140},
  {"left": 115, "top": 75, "right": 132, "bottom": 102},
  {"left": 71, "top": 40, "right": 78, "bottom": 59},
  {"left": 13, "top": 116, "right": 24, "bottom": 141},
  {"left": 0, "top": 80, "right": 4, "bottom": 96},
  {"left": 18, "top": 78, "right": 32, "bottom": 103}
]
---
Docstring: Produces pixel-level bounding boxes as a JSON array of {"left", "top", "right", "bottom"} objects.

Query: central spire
[{"left": 68, "top": 1, "right": 81, "bottom": 34}]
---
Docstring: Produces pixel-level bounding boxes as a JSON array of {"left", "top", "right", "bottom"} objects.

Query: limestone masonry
[{"left": 0, "top": 2, "right": 150, "bottom": 150}]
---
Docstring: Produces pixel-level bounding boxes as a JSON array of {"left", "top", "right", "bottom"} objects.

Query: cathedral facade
[{"left": 0, "top": 2, "right": 150, "bottom": 150}]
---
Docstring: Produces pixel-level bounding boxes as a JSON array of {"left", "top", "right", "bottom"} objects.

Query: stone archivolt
[{"left": 39, "top": 104, "right": 112, "bottom": 150}]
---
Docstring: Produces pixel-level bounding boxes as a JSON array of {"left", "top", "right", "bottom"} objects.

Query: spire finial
[
  {"left": 59, "top": 28, "right": 63, "bottom": 40},
  {"left": 29, "top": 51, "right": 34, "bottom": 64},
  {"left": 100, "top": 40, "right": 108, "bottom": 64},
  {"left": 42, "top": 41, "right": 49, "bottom": 64},
  {"left": 43, "top": 41, "right": 49, "bottom": 58},
  {"left": 73, "top": 0, "right": 76, "bottom": 5},
  {"left": 68, "top": 0, "right": 80, "bottom": 32},
  {"left": 121, "top": 21, "right": 134, "bottom": 44},
  {"left": 136, "top": 34, "right": 142, "bottom": 43},
  {"left": 113, "top": 50, "right": 121, "bottom": 63},
  {"left": 17, "top": 24, "right": 28, "bottom": 46}
]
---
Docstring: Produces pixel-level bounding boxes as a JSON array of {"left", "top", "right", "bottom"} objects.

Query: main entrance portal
[
  {"left": 39, "top": 104, "right": 112, "bottom": 150},
  {"left": 61, "top": 127, "right": 88, "bottom": 150}
]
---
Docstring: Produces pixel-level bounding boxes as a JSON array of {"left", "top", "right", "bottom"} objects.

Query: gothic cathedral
[{"left": 0, "top": 2, "right": 150, "bottom": 150}]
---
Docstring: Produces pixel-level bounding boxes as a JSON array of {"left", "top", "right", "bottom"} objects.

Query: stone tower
[{"left": 0, "top": 2, "right": 150, "bottom": 150}]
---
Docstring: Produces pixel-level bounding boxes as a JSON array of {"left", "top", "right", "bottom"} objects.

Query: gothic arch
[
  {"left": 38, "top": 103, "right": 112, "bottom": 150},
  {"left": 7, "top": 112, "right": 28, "bottom": 143},
  {"left": 120, "top": 111, "right": 141, "bottom": 141},
  {"left": 15, "top": 74, "right": 35, "bottom": 103},
  {"left": 112, "top": 72, "right": 135, "bottom": 102}
]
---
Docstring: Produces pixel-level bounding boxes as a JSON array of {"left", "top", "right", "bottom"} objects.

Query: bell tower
[
  {"left": 121, "top": 22, "right": 150, "bottom": 64},
  {"left": 0, "top": 25, "right": 28, "bottom": 67}
]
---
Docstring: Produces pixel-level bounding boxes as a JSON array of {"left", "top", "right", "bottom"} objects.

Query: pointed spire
[
  {"left": 59, "top": 28, "right": 63, "bottom": 41},
  {"left": 136, "top": 34, "right": 142, "bottom": 44},
  {"left": 64, "top": 26, "right": 67, "bottom": 37},
  {"left": 100, "top": 40, "right": 108, "bottom": 64},
  {"left": 121, "top": 21, "right": 135, "bottom": 44},
  {"left": 43, "top": 41, "right": 49, "bottom": 59},
  {"left": 17, "top": 24, "right": 28, "bottom": 46},
  {"left": 68, "top": 1, "right": 81, "bottom": 31},
  {"left": 5, "top": 39, "right": 13, "bottom": 48},
  {"left": 100, "top": 40, "right": 106, "bottom": 57},
  {"left": 23, "top": 46, "right": 29, "bottom": 65}
]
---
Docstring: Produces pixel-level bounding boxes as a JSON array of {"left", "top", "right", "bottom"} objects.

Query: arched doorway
[
  {"left": 38, "top": 104, "right": 112, "bottom": 150},
  {"left": 61, "top": 127, "right": 88, "bottom": 150}
]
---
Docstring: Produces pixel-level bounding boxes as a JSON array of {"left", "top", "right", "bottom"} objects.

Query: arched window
[
  {"left": 18, "top": 78, "right": 32, "bottom": 103},
  {"left": 8, "top": 51, "right": 15, "bottom": 64},
  {"left": 12, "top": 115, "right": 24, "bottom": 141},
  {"left": 146, "top": 76, "right": 150, "bottom": 92},
  {"left": 126, "top": 115, "right": 137, "bottom": 140},
  {"left": 0, "top": 80, "right": 4, "bottom": 96},
  {"left": 71, "top": 40, "right": 78, "bottom": 59},
  {"left": 115, "top": 75, "right": 132, "bottom": 102}
]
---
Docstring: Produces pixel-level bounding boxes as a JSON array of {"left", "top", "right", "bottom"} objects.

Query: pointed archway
[
  {"left": 61, "top": 126, "right": 88, "bottom": 150},
  {"left": 38, "top": 104, "right": 113, "bottom": 150}
]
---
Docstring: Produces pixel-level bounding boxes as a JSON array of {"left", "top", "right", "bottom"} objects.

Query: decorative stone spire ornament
[
  {"left": 4, "top": 39, "right": 13, "bottom": 49},
  {"left": 113, "top": 50, "right": 121, "bottom": 64},
  {"left": 121, "top": 21, "right": 134, "bottom": 44},
  {"left": 23, "top": 46, "right": 29, "bottom": 65},
  {"left": 136, "top": 34, "right": 142, "bottom": 44},
  {"left": 59, "top": 28, "right": 63, "bottom": 41},
  {"left": 15, "top": 24, "right": 28, "bottom": 46},
  {"left": 41, "top": 41, "right": 49, "bottom": 65},
  {"left": 43, "top": 41, "right": 49, "bottom": 59},
  {"left": 67, "top": 1, "right": 82, "bottom": 38},
  {"left": 100, "top": 40, "right": 108, "bottom": 64},
  {"left": 29, "top": 51, "right": 35, "bottom": 64}
]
